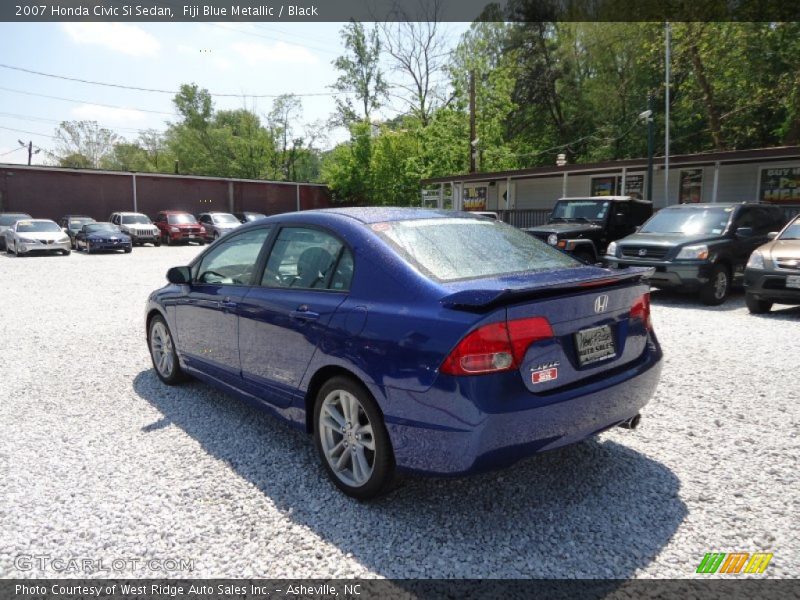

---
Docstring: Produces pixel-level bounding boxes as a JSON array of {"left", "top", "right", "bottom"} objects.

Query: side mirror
[
  {"left": 167, "top": 266, "right": 191, "bottom": 284},
  {"left": 767, "top": 231, "right": 778, "bottom": 240},
  {"left": 735, "top": 226, "right": 754, "bottom": 238}
]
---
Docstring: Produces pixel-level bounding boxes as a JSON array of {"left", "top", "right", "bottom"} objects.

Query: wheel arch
[{"left": 303, "top": 364, "right": 384, "bottom": 434}]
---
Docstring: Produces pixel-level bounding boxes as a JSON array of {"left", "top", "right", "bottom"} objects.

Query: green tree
[
  {"left": 331, "top": 21, "right": 388, "bottom": 124},
  {"left": 52, "top": 120, "right": 120, "bottom": 168}
]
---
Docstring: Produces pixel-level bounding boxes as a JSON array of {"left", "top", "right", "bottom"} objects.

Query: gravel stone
[{"left": 0, "top": 248, "right": 797, "bottom": 579}]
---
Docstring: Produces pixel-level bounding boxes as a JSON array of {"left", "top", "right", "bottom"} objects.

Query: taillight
[
  {"left": 440, "top": 317, "right": 553, "bottom": 376},
  {"left": 630, "top": 293, "right": 652, "bottom": 330}
]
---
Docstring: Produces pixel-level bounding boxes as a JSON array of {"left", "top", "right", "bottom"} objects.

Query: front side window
[
  {"left": 372, "top": 217, "right": 578, "bottom": 282},
  {"left": 640, "top": 207, "right": 732, "bottom": 235},
  {"left": 195, "top": 227, "right": 271, "bottom": 285},
  {"left": 262, "top": 227, "right": 350, "bottom": 290}
]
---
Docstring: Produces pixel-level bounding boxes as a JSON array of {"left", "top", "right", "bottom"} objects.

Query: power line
[
  {"left": 0, "top": 124, "right": 57, "bottom": 140},
  {"left": 0, "top": 111, "right": 167, "bottom": 136},
  {"left": 0, "top": 146, "right": 25, "bottom": 157},
  {"left": 0, "top": 63, "right": 347, "bottom": 98},
  {"left": 0, "top": 86, "right": 177, "bottom": 116}
]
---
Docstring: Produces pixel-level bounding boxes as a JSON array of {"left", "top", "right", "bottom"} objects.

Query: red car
[{"left": 154, "top": 211, "right": 206, "bottom": 245}]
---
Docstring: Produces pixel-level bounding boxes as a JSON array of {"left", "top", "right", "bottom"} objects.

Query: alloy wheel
[
  {"left": 150, "top": 321, "right": 175, "bottom": 379},
  {"left": 318, "top": 389, "right": 376, "bottom": 488}
]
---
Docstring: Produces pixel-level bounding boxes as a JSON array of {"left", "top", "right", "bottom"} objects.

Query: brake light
[
  {"left": 440, "top": 317, "right": 554, "bottom": 376},
  {"left": 630, "top": 293, "right": 652, "bottom": 330}
]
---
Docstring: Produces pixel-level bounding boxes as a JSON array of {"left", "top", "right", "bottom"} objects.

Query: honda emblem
[{"left": 594, "top": 294, "right": 609, "bottom": 313}]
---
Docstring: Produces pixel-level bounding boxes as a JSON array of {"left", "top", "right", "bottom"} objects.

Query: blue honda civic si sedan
[{"left": 145, "top": 208, "right": 662, "bottom": 499}]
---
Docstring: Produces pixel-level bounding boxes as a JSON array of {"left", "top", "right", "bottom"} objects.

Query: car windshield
[
  {"left": 86, "top": 223, "right": 120, "bottom": 233},
  {"left": 68, "top": 218, "right": 93, "bottom": 229},
  {"left": 168, "top": 214, "right": 197, "bottom": 225},
  {"left": 551, "top": 200, "right": 610, "bottom": 222},
  {"left": 16, "top": 220, "right": 61, "bottom": 233},
  {"left": 0, "top": 214, "right": 31, "bottom": 226},
  {"left": 121, "top": 215, "right": 151, "bottom": 224},
  {"left": 213, "top": 214, "right": 240, "bottom": 224},
  {"left": 372, "top": 217, "right": 579, "bottom": 282},
  {"left": 640, "top": 207, "right": 732, "bottom": 235},
  {"left": 779, "top": 218, "right": 800, "bottom": 240}
]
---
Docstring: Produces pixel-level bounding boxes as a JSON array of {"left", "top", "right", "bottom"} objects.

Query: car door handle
[
  {"left": 220, "top": 300, "right": 239, "bottom": 313},
  {"left": 290, "top": 306, "right": 320, "bottom": 321}
]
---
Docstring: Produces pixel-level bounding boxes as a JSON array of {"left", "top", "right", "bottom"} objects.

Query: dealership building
[{"left": 420, "top": 146, "right": 800, "bottom": 224}]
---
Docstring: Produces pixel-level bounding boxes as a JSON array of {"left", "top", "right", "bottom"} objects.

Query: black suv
[
  {"left": 605, "top": 203, "right": 787, "bottom": 305},
  {"left": 525, "top": 196, "right": 653, "bottom": 263}
]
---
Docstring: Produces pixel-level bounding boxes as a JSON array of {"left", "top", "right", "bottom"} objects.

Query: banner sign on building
[
  {"left": 679, "top": 169, "right": 704, "bottom": 204},
  {"left": 759, "top": 167, "right": 800, "bottom": 203},
  {"left": 462, "top": 186, "right": 488, "bottom": 210}
]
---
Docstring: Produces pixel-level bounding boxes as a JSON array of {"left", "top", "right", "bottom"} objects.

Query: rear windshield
[
  {"left": 16, "top": 220, "right": 61, "bottom": 233},
  {"left": 168, "top": 214, "right": 197, "bottom": 225},
  {"left": 640, "top": 207, "right": 732, "bottom": 235},
  {"left": 68, "top": 218, "right": 94, "bottom": 228},
  {"left": 780, "top": 217, "right": 800, "bottom": 240},
  {"left": 0, "top": 214, "right": 30, "bottom": 226},
  {"left": 372, "top": 217, "right": 579, "bottom": 282},
  {"left": 121, "top": 214, "right": 151, "bottom": 224}
]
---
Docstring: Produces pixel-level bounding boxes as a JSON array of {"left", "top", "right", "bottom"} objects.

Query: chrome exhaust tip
[{"left": 619, "top": 414, "right": 641, "bottom": 430}]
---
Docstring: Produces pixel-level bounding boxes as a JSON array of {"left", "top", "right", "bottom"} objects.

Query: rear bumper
[
  {"left": 383, "top": 336, "right": 663, "bottom": 476},
  {"left": 744, "top": 268, "right": 800, "bottom": 304},
  {"left": 606, "top": 258, "right": 712, "bottom": 291}
]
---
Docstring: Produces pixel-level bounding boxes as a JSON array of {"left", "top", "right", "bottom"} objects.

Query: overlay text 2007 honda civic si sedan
[{"left": 144, "top": 208, "right": 663, "bottom": 499}]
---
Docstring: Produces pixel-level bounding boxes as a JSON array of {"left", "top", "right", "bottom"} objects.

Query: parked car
[
  {"left": 525, "top": 196, "right": 653, "bottom": 263},
  {"left": 743, "top": 214, "right": 800, "bottom": 313},
  {"left": 75, "top": 222, "right": 132, "bottom": 254},
  {"left": 145, "top": 208, "right": 662, "bottom": 499},
  {"left": 197, "top": 212, "right": 242, "bottom": 241},
  {"left": 0, "top": 212, "right": 32, "bottom": 250},
  {"left": 605, "top": 203, "right": 786, "bottom": 305},
  {"left": 59, "top": 215, "right": 95, "bottom": 249},
  {"left": 109, "top": 212, "right": 161, "bottom": 246},
  {"left": 153, "top": 211, "right": 206, "bottom": 246},
  {"left": 234, "top": 211, "right": 267, "bottom": 223},
  {"left": 5, "top": 218, "right": 71, "bottom": 256}
]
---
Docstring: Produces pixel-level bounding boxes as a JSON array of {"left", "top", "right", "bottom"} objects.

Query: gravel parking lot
[{"left": 0, "top": 246, "right": 797, "bottom": 579}]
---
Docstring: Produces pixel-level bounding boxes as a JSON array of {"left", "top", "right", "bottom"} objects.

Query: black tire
[
  {"left": 213, "top": 231, "right": 220, "bottom": 241},
  {"left": 85, "top": 240, "right": 92, "bottom": 254},
  {"left": 62, "top": 249, "right": 71, "bottom": 256},
  {"left": 155, "top": 238, "right": 162, "bottom": 247},
  {"left": 148, "top": 315, "right": 187, "bottom": 385},
  {"left": 198, "top": 239, "right": 206, "bottom": 246},
  {"left": 166, "top": 234, "right": 173, "bottom": 246},
  {"left": 700, "top": 264, "right": 730, "bottom": 305},
  {"left": 745, "top": 293, "right": 772, "bottom": 314},
  {"left": 313, "top": 376, "right": 395, "bottom": 500},
  {"left": 124, "top": 247, "right": 132, "bottom": 254}
]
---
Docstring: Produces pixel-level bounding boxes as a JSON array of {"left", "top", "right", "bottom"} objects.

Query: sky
[{"left": 0, "top": 21, "right": 471, "bottom": 165}]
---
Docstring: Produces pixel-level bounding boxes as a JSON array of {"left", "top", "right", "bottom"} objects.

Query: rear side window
[
  {"left": 261, "top": 227, "right": 351, "bottom": 290},
  {"left": 372, "top": 217, "right": 578, "bottom": 282}
]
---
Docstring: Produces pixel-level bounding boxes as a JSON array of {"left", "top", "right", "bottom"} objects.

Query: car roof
[
  {"left": 21, "top": 218, "right": 57, "bottom": 223},
  {"left": 62, "top": 214, "right": 92, "bottom": 218},
  {"left": 312, "top": 207, "right": 486, "bottom": 224},
  {"left": 159, "top": 210, "right": 192, "bottom": 214},
  {"left": 113, "top": 211, "right": 146, "bottom": 215}
]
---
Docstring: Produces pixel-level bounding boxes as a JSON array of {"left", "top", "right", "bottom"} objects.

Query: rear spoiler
[{"left": 440, "top": 267, "right": 655, "bottom": 311}]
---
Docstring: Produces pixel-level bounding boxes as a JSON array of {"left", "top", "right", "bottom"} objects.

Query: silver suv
[
  {"left": 109, "top": 212, "right": 161, "bottom": 246},
  {"left": 197, "top": 212, "right": 241, "bottom": 241}
]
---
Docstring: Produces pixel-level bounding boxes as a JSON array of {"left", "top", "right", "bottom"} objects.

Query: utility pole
[
  {"left": 18, "top": 139, "right": 40, "bottom": 166},
  {"left": 664, "top": 22, "right": 671, "bottom": 205},
  {"left": 646, "top": 94, "right": 655, "bottom": 200},
  {"left": 469, "top": 69, "right": 477, "bottom": 173}
]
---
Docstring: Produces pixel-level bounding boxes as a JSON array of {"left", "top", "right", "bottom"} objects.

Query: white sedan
[{"left": 5, "top": 218, "right": 71, "bottom": 256}]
